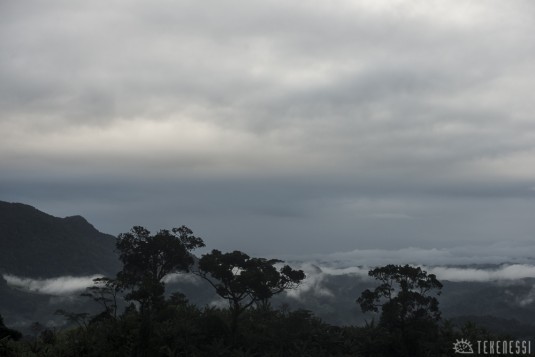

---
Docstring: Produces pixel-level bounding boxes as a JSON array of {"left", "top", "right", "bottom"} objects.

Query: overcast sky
[{"left": 2, "top": 1, "right": 535, "bottom": 260}]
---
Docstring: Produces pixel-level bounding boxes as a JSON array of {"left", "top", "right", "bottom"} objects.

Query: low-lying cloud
[
  {"left": 427, "top": 265, "right": 535, "bottom": 282},
  {"left": 286, "top": 263, "right": 338, "bottom": 300},
  {"left": 4, "top": 261, "right": 535, "bottom": 304},
  {"left": 285, "top": 262, "right": 535, "bottom": 300},
  {"left": 4, "top": 274, "right": 102, "bottom": 296},
  {"left": 162, "top": 272, "right": 201, "bottom": 285},
  {"left": 292, "top": 243, "right": 535, "bottom": 268}
]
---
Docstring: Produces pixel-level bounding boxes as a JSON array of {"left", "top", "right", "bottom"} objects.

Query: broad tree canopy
[
  {"left": 197, "top": 249, "right": 305, "bottom": 332},
  {"left": 116, "top": 225, "right": 205, "bottom": 310}
]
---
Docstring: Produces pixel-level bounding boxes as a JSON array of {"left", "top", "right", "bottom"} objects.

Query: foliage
[
  {"left": 196, "top": 249, "right": 305, "bottom": 333},
  {"left": 357, "top": 264, "right": 443, "bottom": 322},
  {"left": 7, "top": 299, "right": 516, "bottom": 357},
  {"left": 2, "top": 222, "right": 522, "bottom": 356},
  {"left": 54, "top": 309, "right": 90, "bottom": 330},
  {"left": 116, "top": 225, "right": 205, "bottom": 311},
  {"left": 81, "top": 277, "right": 121, "bottom": 318},
  {"left": 357, "top": 264, "right": 444, "bottom": 356},
  {"left": 0, "top": 314, "right": 21, "bottom": 342}
]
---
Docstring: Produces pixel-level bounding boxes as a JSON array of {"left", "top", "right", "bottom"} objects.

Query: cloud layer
[
  {"left": 2, "top": 1, "right": 535, "bottom": 257},
  {"left": 298, "top": 242, "right": 535, "bottom": 267},
  {"left": 286, "top": 262, "right": 535, "bottom": 301},
  {"left": 4, "top": 274, "right": 101, "bottom": 296}
]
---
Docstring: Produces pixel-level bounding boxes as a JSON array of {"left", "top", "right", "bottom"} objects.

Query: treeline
[{"left": 0, "top": 226, "right": 521, "bottom": 356}]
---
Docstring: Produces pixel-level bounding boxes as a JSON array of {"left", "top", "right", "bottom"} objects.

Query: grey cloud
[
  {"left": 2, "top": 1, "right": 535, "bottom": 259},
  {"left": 2, "top": 0, "right": 532, "bottom": 129},
  {"left": 291, "top": 242, "right": 535, "bottom": 267}
]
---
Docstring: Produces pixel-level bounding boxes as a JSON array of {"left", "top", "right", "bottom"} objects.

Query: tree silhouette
[
  {"left": 357, "top": 264, "right": 443, "bottom": 356},
  {"left": 115, "top": 225, "right": 204, "bottom": 356},
  {"left": 196, "top": 249, "right": 305, "bottom": 334},
  {"left": 115, "top": 225, "right": 205, "bottom": 312},
  {"left": 0, "top": 314, "right": 22, "bottom": 341},
  {"left": 81, "top": 277, "right": 121, "bottom": 319}
]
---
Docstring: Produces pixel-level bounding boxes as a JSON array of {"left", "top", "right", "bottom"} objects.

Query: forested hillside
[
  {"left": 0, "top": 202, "right": 533, "bottom": 356},
  {"left": 0, "top": 201, "right": 119, "bottom": 278}
]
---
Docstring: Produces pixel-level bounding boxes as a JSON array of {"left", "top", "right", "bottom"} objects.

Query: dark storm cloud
[{"left": 2, "top": 1, "right": 535, "bottom": 257}]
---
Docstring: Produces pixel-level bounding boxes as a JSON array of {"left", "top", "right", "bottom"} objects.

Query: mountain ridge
[{"left": 0, "top": 200, "right": 119, "bottom": 278}]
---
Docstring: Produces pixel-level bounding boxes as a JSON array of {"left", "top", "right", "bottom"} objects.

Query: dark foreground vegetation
[{"left": 0, "top": 226, "right": 529, "bottom": 356}]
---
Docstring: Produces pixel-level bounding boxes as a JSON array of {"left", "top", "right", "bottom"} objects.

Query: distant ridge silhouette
[{"left": 0, "top": 201, "right": 119, "bottom": 278}]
